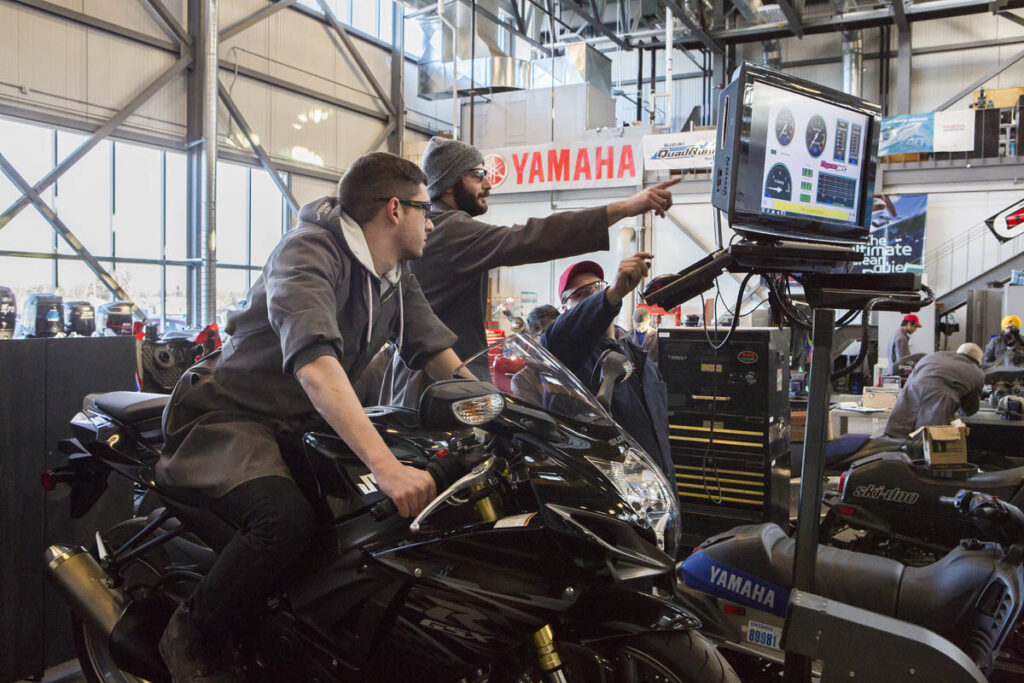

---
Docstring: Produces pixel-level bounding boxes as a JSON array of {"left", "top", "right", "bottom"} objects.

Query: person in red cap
[
  {"left": 537, "top": 252, "right": 672, "bottom": 477},
  {"left": 888, "top": 313, "right": 921, "bottom": 368}
]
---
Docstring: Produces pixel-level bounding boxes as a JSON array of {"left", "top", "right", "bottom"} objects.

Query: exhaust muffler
[{"left": 44, "top": 544, "right": 125, "bottom": 638}]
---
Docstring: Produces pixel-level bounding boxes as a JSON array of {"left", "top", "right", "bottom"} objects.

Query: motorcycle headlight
[{"left": 586, "top": 448, "right": 680, "bottom": 555}]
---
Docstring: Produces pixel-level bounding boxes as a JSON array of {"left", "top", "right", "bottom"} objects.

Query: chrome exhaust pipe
[{"left": 44, "top": 544, "right": 126, "bottom": 638}]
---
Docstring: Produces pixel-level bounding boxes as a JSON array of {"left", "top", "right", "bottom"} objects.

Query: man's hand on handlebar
[{"left": 374, "top": 461, "right": 437, "bottom": 518}]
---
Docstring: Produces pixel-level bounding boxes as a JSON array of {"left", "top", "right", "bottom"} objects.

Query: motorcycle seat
[
  {"left": 692, "top": 523, "right": 1008, "bottom": 640},
  {"left": 965, "top": 466, "right": 1024, "bottom": 491},
  {"left": 789, "top": 434, "right": 904, "bottom": 473},
  {"left": 697, "top": 523, "right": 905, "bottom": 616},
  {"left": 86, "top": 391, "right": 169, "bottom": 425}
]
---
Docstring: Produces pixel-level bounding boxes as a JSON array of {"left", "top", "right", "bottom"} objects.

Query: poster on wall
[
  {"left": 879, "top": 112, "right": 975, "bottom": 155},
  {"left": 852, "top": 194, "right": 927, "bottom": 273},
  {"left": 483, "top": 139, "right": 641, "bottom": 194},
  {"left": 641, "top": 130, "right": 716, "bottom": 170}
]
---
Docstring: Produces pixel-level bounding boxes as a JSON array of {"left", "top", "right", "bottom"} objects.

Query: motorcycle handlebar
[
  {"left": 369, "top": 454, "right": 472, "bottom": 521},
  {"left": 942, "top": 489, "right": 1024, "bottom": 544}
]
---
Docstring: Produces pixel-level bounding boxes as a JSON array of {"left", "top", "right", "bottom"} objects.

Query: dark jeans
[{"left": 186, "top": 475, "right": 316, "bottom": 639}]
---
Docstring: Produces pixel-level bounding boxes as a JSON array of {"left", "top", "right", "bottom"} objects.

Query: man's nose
[{"left": 425, "top": 218, "right": 434, "bottom": 234}]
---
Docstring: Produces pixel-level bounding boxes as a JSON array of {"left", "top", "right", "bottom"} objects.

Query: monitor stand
[{"left": 728, "top": 239, "right": 863, "bottom": 274}]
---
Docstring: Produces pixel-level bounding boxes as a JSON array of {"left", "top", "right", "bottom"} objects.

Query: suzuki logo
[{"left": 357, "top": 473, "right": 378, "bottom": 495}]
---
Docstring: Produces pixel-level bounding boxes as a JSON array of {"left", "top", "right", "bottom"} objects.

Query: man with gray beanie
[
  {"left": 412, "top": 135, "right": 678, "bottom": 379},
  {"left": 884, "top": 343, "right": 985, "bottom": 439}
]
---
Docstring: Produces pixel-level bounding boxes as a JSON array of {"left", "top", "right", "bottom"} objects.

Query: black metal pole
[
  {"left": 783, "top": 307, "right": 835, "bottom": 683},
  {"left": 470, "top": 0, "right": 476, "bottom": 145},
  {"left": 636, "top": 43, "right": 644, "bottom": 122},
  {"left": 650, "top": 46, "right": 658, "bottom": 124}
]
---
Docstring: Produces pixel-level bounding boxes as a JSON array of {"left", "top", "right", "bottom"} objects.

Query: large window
[{"left": 0, "top": 116, "right": 293, "bottom": 334}]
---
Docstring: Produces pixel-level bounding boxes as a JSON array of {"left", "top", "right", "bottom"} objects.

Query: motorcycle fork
[{"left": 532, "top": 624, "right": 568, "bottom": 683}]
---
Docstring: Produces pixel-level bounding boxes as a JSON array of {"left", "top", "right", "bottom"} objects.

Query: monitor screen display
[{"left": 735, "top": 81, "right": 870, "bottom": 227}]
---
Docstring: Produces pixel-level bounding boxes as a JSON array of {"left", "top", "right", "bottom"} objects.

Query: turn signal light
[
  {"left": 451, "top": 394, "right": 504, "bottom": 425},
  {"left": 41, "top": 470, "right": 57, "bottom": 491}
]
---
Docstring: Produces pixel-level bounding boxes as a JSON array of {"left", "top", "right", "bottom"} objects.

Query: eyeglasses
[
  {"left": 464, "top": 168, "right": 488, "bottom": 181},
  {"left": 377, "top": 197, "right": 433, "bottom": 213},
  {"left": 561, "top": 280, "right": 607, "bottom": 305}
]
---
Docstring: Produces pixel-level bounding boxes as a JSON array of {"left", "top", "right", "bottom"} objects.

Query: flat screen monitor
[{"left": 711, "top": 63, "right": 881, "bottom": 245}]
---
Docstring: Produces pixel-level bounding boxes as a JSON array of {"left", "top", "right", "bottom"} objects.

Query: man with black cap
[
  {"left": 537, "top": 253, "right": 672, "bottom": 477},
  {"left": 888, "top": 313, "right": 920, "bottom": 368},
  {"left": 413, "top": 135, "right": 678, "bottom": 379}
]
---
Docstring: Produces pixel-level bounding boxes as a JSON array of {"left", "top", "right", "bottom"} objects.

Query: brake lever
[{"left": 410, "top": 456, "right": 498, "bottom": 533}]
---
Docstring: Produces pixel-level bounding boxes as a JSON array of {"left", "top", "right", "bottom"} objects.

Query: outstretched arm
[{"left": 296, "top": 354, "right": 435, "bottom": 518}]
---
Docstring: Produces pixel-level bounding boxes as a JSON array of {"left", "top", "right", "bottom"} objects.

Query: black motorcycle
[
  {"left": 674, "top": 489, "right": 1024, "bottom": 679},
  {"left": 43, "top": 334, "right": 738, "bottom": 683}
]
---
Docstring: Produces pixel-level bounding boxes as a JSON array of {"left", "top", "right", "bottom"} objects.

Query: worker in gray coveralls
[
  {"left": 411, "top": 136, "right": 679, "bottom": 380},
  {"left": 884, "top": 343, "right": 985, "bottom": 439},
  {"left": 154, "top": 153, "right": 468, "bottom": 682},
  {"left": 888, "top": 313, "right": 920, "bottom": 368}
]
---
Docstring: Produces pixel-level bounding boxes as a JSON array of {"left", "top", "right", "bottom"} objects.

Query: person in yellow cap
[{"left": 982, "top": 315, "right": 1024, "bottom": 367}]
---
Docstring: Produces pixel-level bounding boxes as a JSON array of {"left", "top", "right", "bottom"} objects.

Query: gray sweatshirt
[{"left": 157, "top": 196, "right": 457, "bottom": 497}]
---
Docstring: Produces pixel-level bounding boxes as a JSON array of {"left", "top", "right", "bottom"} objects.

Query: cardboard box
[
  {"left": 971, "top": 86, "right": 1024, "bottom": 109},
  {"left": 910, "top": 424, "right": 969, "bottom": 468},
  {"left": 862, "top": 389, "right": 899, "bottom": 411},
  {"left": 790, "top": 410, "right": 806, "bottom": 443}
]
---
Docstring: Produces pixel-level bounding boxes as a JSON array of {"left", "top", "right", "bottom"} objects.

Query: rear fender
[{"left": 50, "top": 440, "right": 111, "bottom": 519}]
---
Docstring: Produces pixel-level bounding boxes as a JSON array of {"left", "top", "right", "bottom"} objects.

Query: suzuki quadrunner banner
[{"left": 642, "top": 130, "right": 716, "bottom": 171}]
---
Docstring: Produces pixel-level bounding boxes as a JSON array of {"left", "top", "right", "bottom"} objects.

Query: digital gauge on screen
[
  {"left": 805, "top": 114, "right": 828, "bottom": 158},
  {"left": 775, "top": 108, "right": 795, "bottom": 146},
  {"left": 763, "top": 163, "right": 792, "bottom": 200}
]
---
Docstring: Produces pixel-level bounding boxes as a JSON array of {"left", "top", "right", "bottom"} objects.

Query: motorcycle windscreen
[{"left": 458, "top": 333, "right": 617, "bottom": 428}]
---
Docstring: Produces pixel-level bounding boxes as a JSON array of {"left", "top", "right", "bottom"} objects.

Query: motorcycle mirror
[{"left": 593, "top": 350, "right": 633, "bottom": 411}]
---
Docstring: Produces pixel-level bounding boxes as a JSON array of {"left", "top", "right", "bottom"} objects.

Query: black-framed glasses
[
  {"left": 464, "top": 168, "right": 488, "bottom": 181},
  {"left": 561, "top": 280, "right": 607, "bottom": 305},
  {"left": 377, "top": 197, "right": 433, "bottom": 213}
]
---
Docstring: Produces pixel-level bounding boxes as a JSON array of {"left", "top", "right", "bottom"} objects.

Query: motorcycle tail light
[
  {"left": 452, "top": 394, "right": 505, "bottom": 425},
  {"left": 723, "top": 604, "right": 746, "bottom": 616},
  {"left": 837, "top": 470, "right": 849, "bottom": 495},
  {"left": 41, "top": 470, "right": 57, "bottom": 491},
  {"left": 838, "top": 505, "right": 856, "bottom": 516}
]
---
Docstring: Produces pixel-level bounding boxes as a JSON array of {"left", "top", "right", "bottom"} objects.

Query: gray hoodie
[{"left": 157, "top": 196, "right": 457, "bottom": 497}]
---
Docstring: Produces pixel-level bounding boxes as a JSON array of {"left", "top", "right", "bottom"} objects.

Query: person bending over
[
  {"left": 155, "top": 153, "right": 467, "bottom": 682},
  {"left": 885, "top": 343, "right": 985, "bottom": 439}
]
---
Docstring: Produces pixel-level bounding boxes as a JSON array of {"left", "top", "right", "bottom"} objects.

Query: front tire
[{"left": 567, "top": 631, "right": 740, "bottom": 683}]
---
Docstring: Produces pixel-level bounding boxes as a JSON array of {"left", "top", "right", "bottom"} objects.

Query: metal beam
[
  {"left": 138, "top": 0, "right": 191, "bottom": 47},
  {"left": 0, "top": 151, "right": 146, "bottom": 320},
  {"left": 219, "top": 0, "right": 299, "bottom": 42},
  {"left": 774, "top": 0, "right": 804, "bottom": 37},
  {"left": 6, "top": 0, "right": 177, "bottom": 52},
  {"left": 0, "top": 55, "right": 191, "bottom": 231},
  {"left": 389, "top": 2, "right": 406, "bottom": 155},
  {"left": 935, "top": 44, "right": 1024, "bottom": 110},
  {"left": 663, "top": 0, "right": 724, "bottom": 55},
  {"left": 467, "top": 0, "right": 552, "bottom": 54},
  {"left": 998, "top": 10, "right": 1024, "bottom": 30},
  {"left": 367, "top": 121, "right": 398, "bottom": 155},
  {"left": 896, "top": 23, "right": 911, "bottom": 114},
  {"left": 890, "top": 0, "right": 909, "bottom": 31},
  {"left": 316, "top": 0, "right": 395, "bottom": 116},
  {"left": 576, "top": 0, "right": 631, "bottom": 49},
  {"left": 217, "top": 83, "right": 301, "bottom": 215},
  {"left": 508, "top": 0, "right": 527, "bottom": 34}
]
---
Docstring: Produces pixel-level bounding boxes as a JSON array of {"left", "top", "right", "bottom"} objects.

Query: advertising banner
[
  {"left": 879, "top": 114, "right": 934, "bottom": 156},
  {"left": 483, "top": 139, "right": 641, "bottom": 194},
  {"left": 852, "top": 194, "right": 927, "bottom": 273},
  {"left": 641, "top": 130, "right": 716, "bottom": 170},
  {"left": 879, "top": 112, "right": 975, "bottom": 155},
  {"left": 933, "top": 110, "right": 975, "bottom": 152}
]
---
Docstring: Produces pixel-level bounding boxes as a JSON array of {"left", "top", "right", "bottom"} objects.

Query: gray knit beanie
[{"left": 422, "top": 136, "right": 485, "bottom": 200}]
